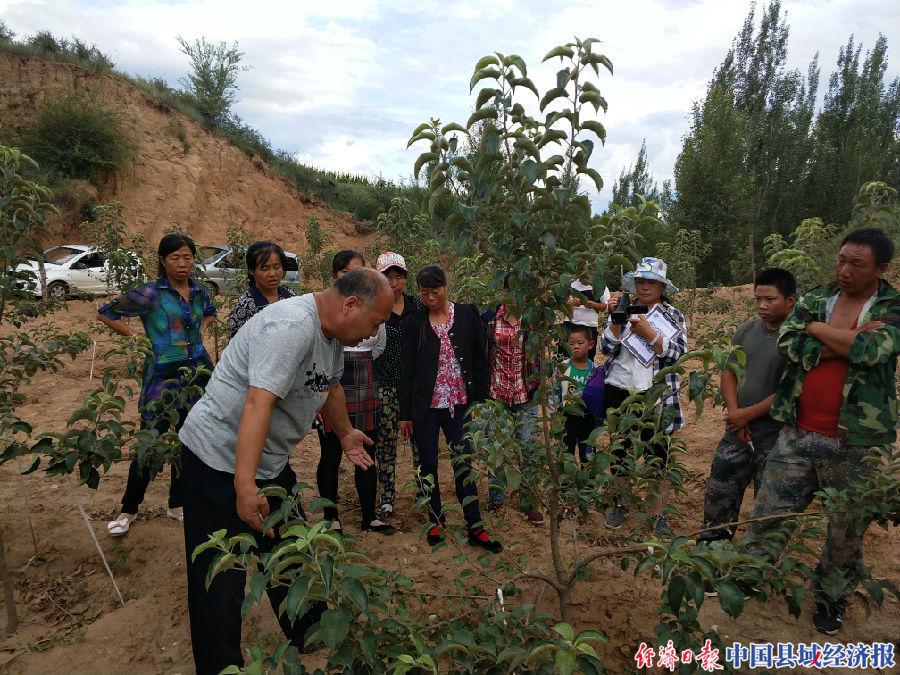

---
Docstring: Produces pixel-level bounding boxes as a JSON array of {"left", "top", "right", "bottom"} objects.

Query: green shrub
[{"left": 22, "top": 91, "right": 136, "bottom": 185}]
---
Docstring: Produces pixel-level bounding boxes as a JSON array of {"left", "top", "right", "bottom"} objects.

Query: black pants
[
  {"left": 181, "top": 446, "right": 324, "bottom": 675},
  {"left": 120, "top": 411, "right": 187, "bottom": 514},
  {"left": 413, "top": 405, "right": 482, "bottom": 529},
  {"left": 604, "top": 384, "right": 670, "bottom": 475},
  {"left": 563, "top": 411, "right": 597, "bottom": 464},
  {"left": 315, "top": 428, "right": 378, "bottom": 526},
  {"left": 558, "top": 321, "right": 598, "bottom": 362}
]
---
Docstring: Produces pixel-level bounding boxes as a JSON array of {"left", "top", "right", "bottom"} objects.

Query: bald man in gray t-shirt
[{"left": 178, "top": 270, "right": 392, "bottom": 675}]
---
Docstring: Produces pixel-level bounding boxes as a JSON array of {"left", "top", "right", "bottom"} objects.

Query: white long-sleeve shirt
[{"left": 343, "top": 322, "right": 386, "bottom": 359}]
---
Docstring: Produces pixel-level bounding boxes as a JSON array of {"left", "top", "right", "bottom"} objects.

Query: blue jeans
[{"left": 488, "top": 401, "right": 537, "bottom": 507}]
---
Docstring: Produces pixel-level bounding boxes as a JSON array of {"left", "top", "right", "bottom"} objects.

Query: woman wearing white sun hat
[{"left": 600, "top": 257, "right": 687, "bottom": 536}]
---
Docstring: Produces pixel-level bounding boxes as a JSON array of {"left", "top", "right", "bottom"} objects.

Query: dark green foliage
[
  {"left": 607, "top": 140, "right": 660, "bottom": 212},
  {"left": 21, "top": 91, "right": 136, "bottom": 185},
  {"left": 0, "top": 27, "right": 113, "bottom": 72},
  {"left": 670, "top": 1, "right": 898, "bottom": 285},
  {"left": 805, "top": 34, "right": 900, "bottom": 226},
  {"left": 176, "top": 36, "right": 245, "bottom": 128}
]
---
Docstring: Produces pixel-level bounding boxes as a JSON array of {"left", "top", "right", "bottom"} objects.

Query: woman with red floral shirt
[
  {"left": 398, "top": 265, "right": 502, "bottom": 553},
  {"left": 482, "top": 273, "right": 543, "bottom": 525}
]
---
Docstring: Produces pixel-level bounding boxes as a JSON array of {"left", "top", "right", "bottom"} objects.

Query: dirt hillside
[{"left": 0, "top": 53, "right": 370, "bottom": 253}]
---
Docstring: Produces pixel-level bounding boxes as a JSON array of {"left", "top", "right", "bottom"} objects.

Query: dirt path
[{"left": 1, "top": 301, "right": 897, "bottom": 674}]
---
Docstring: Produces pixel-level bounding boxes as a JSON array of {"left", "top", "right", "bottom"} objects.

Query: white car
[
  {"left": 15, "top": 245, "right": 141, "bottom": 299},
  {"left": 199, "top": 244, "right": 302, "bottom": 296}
]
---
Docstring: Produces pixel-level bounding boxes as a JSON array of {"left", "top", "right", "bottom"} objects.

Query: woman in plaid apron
[{"left": 316, "top": 250, "right": 394, "bottom": 535}]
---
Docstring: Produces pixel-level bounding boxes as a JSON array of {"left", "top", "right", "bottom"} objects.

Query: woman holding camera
[{"left": 600, "top": 257, "right": 687, "bottom": 535}]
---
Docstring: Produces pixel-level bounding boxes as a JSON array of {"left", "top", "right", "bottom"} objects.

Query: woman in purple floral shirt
[{"left": 398, "top": 265, "right": 501, "bottom": 553}]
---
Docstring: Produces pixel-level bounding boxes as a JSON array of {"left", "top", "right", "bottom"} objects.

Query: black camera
[{"left": 610, "top": 292, "right": 648, "bottom": 326}]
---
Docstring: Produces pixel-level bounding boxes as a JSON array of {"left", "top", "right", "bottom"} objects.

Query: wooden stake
[
  {"left": 66, "top": 476, "right": 125, "bottom": 607},
  {"left": 0, "top": 528, "right": 17, "bottom": 634}
]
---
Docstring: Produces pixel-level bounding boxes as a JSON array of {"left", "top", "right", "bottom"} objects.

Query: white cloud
[{"left": 4, "top": 0, "right": 898, "bottom": 210}]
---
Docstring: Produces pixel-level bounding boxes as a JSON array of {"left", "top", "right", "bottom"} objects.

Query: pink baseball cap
[{"left": 376, "top": 251, "right": 407, "bottom": 273}]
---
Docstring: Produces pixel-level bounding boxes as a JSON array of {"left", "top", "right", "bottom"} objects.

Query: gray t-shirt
[
  {"left": 179, "top": 294, "right": 344, "bottom": 479},
  {"left": 723, "top": 318, "right": 785, "bottom": 447}
]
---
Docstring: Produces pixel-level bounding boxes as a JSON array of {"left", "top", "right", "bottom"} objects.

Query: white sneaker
[{"left": 107, "top": 513, "right": 136, "bottom": 537}]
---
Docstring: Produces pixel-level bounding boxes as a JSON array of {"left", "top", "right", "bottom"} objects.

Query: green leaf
[
  {"left": 340, "top": 578, "right": 368, "bottom": 614},
  {"left": 470, "top": 66, "right": 502, "bottom": 91},
  {"left": 205, "top": 552, "right": 237, "bottom": 589},
  {"left": 406, "top": 130, "right": 436, "bottom": 149},
  {"left": 441, "top": 122, "right": 467, "bottom": 135},
  {"left": 667, "top": 575, "right": 687, "bottom": 614},
  {"left": 482, "top": 127, "right": 501, "bottom": 155},
  {"left": 579, "top": 90, "right": 608, "bottom": 113},
  {"left": 716, "top": 580, "right": 745, "bottom": 619},
  {"left": 475, "top": 87, "right": 501, "bottom": 110},
  {"left": 428, "top": 187, "right": 451, "bottom": 216},
  {"left": 459, "top": 203, "right": 478, "bottom": 223},
  {"left": 306, "top": 497, "right": 334, "bottom": 514},
  {"left": 577, "top": 166, "right": 603, "bottom": 191},
  {"left": 556, "top": 68, "right": 571, "bottom": 89},
  {"left": 543, "top": 45, "right": 574, "bottom": 61},
  {"left": 581, "top": 121, "right": 606, "bottom": 142},
  {"left": 512, "top": 77, "right": 539, "bottom": 98},
  {"left": 513, "top": 138, "right": 540, "bottom": 161},
  {"left": 503, "top": 53, "right": 527, "bottom": 76},
  {"left": 555, "top": 649, "right": 576, "bottom": 675},
  {"left": 521, "top": 159, "right": 539, "bottom": 185},
  {"left": 242, "top": 571, "right": 268, "bottom": 619},
  {"left": 538, "top": 129, "right": 568, "bottom": 148},
  {"left": 862, "top": 578, "right": 885, "bottom": 605},
  {"left": 414, "top": 152, "right": 438, "bottom": 178},
  {"left": 466, "top": 107, "right": 498, "bottom": 129},
  {"left": 474, "top": 54, "right": 500, "bottom": 71},
  {"left": 286, "top": 577, "right": 309, "bottom": 620},
  {"left": 451, "top": 156, "right": 474, "bottom": 173},
  {"left": 319, "top": 554, "right": 334, "bottom": 593},
  {"left": 539, "top": 87, "right": 568, "bottom": 112},
  {"left": 319, "top": 608, "right": 351, "bottom": 647},
  {"left": 553, "top": 622, "right": 575, "bottom": 642}
]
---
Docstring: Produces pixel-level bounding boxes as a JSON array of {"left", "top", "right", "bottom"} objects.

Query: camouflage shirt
[{"left": 771, "top": 279, "right": 899, "bottom": 446}]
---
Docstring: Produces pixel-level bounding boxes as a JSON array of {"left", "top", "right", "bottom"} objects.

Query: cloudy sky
[{"left": 3, "top": 0, "right": 898, "bottom": 209}]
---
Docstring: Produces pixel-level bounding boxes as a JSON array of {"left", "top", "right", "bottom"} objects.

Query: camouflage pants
[
  {"left": 698, "top": 434, "right": 775, "bottom": 543},
  {"left": 744, "top": 426, "right": 872, "bottom": 606}
]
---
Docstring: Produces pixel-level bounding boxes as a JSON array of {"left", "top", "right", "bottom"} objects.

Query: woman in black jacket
[{"left": 398, "top": 265, "right": 502, "bottom": 553}]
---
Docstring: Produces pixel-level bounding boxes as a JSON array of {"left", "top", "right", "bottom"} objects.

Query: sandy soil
[{"left": 0, "top": 301, "right": 897, "bottom": 675}]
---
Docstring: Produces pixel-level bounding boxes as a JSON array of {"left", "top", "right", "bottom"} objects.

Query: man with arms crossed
[
  {"left": 744, "top": 228, "right": 898, "bottom": 636},
  {"left": 178, "top": 268, "right": 393, "bottom": 674}
]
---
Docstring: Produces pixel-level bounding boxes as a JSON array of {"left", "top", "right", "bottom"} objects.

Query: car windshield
[
  {"left": 44, "top": 247, "right": 85, "bottom": 265},
  {"left": 199, "top": 246, "right": 228, "bottom": 265}
]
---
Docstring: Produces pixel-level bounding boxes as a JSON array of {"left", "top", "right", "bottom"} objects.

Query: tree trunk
[{"left": 0, "top": 528, "right": 18, "bottom": 634}]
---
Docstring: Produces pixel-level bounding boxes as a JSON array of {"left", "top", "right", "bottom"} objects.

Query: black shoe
[
  {"left": 468, "top": 527, "right": 503, "bottom": 554},
  {"left": 813, "top": 602, "right": 845, "bottom": 635},
  {"left": 362, "top": 519, "right": 395, "bottom": 535},
  {"left": 605, "top": 505, "right": 628, "bottom": 529},
  {"left": 426, "top": 525, "right": 444, "bottom": 546}
]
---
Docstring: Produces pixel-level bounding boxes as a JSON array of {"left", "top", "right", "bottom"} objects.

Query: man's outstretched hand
[{"left": 341, "top": 429, "right": 375, "bottom": 469}]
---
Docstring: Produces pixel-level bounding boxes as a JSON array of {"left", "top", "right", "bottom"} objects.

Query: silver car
[
  {"left": 199, "top": 244, "right": 301, "bottom": 296},
  {"left": 14, "top": 245, "right": 143, "bottom": 299}
]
